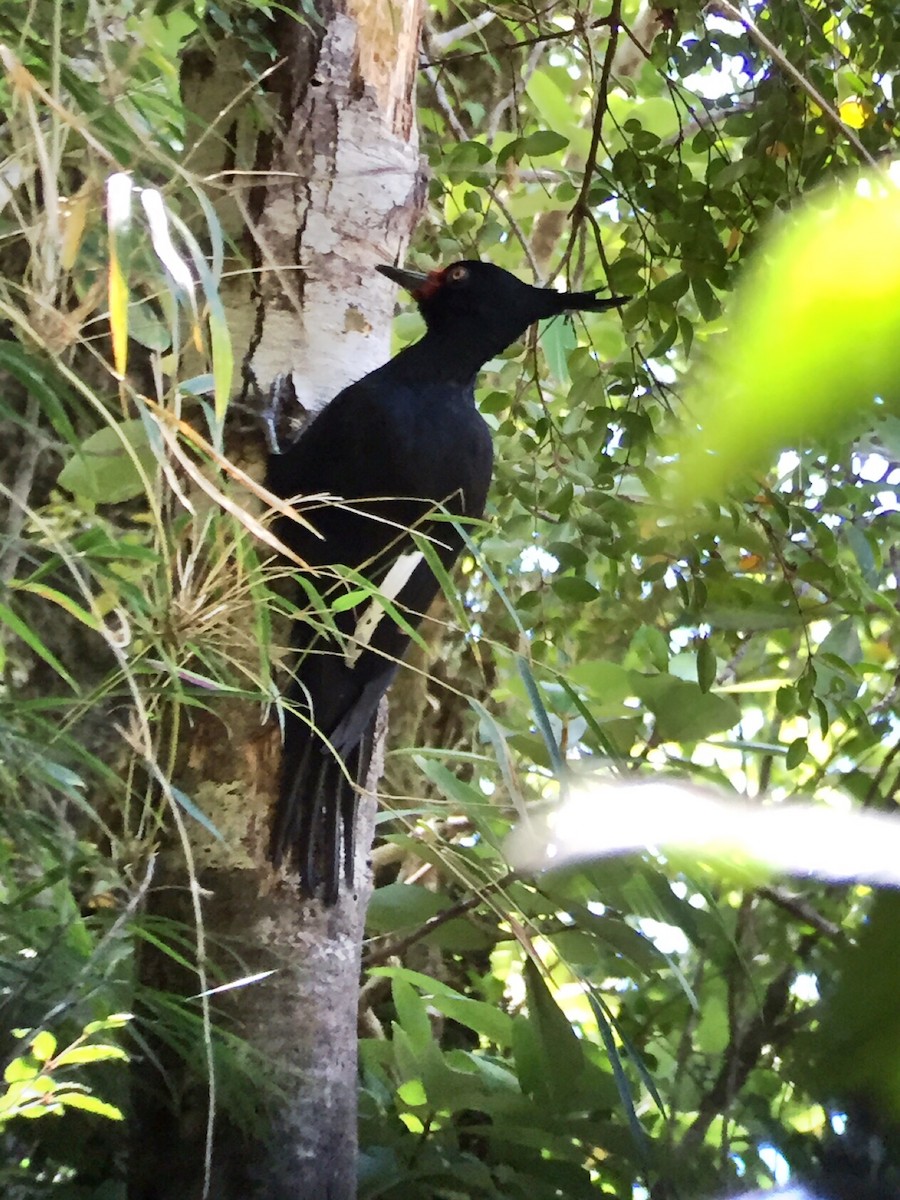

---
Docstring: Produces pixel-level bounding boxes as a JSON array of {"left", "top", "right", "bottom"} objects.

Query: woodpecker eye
[{"left": 446, "top": 264, "right": 469, "bottom": 285}]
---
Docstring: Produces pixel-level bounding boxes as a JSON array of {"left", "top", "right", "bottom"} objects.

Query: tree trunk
[{"left": 129, "top": 4, "right": 424, "bottom": 1197}]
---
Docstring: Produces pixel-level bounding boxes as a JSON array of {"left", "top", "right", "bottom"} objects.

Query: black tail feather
[{"left": 269, "top": 703, "right": 374, "bottom": 903}]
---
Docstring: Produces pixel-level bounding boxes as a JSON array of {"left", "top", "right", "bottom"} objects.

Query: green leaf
[
  {"left": 785, "top": 737, "right": 807, "bottom": 769},
  {"left": 523, "top": 959, "right": 585, "bottom": 1101},
  {"left": 367, "top": 883, "right": 448, "bottom": 933},
  {"left": 0, "top": 600, "right": 79, "bottom": 691},
  {"left": 330, "top": 587, "right": 371, "bottom": 613},
  {"left": 4, "top": 1057, "right": 37, "bottom": 1084},
  {"left": 567, "top": 659, "right": 634, "bottom": 705},
  {"left": 416, "top": 757, "right": 489, "bottom": 815},
  {"left": 703, "top": 602, "right": 810, "bottom": 632},
  {"left": 552, "top": 575, "right": 599, "bottom": 602},
  {"left": 818, "top": 618, "right": 862, "bottom": 665},
  {"left": 208, "top": 294, "right": 234, "bottom": 421},
  {"left": 633, "top": 674, "right": 740, "bottom": 742},
  {"left": 58, "top": 418, "right": 157, "bottom": 503},
  {"left": 396, "top": 1077, "right": 427, "bottom": 1107},
  {"left": 53, "top": 1043, "right": 128, "bottom": 1066},
  {"left": 392, "top": 977, "right": 432, "bottom": 1054},
  {"left": 523, "top": 129, "right": 569, "bottom": 157},
  {"left": 179, "top": 373, "right": 215, "bottom": 397},
  {"left": 649, "top": 271, "right": 689, "bottom": 304},
  {"left": 496, "top": 136, "right": 525, "bottom": 165},
  {"left": 712, "top": 158, "right": 751, "bottom": 188},
  {"left": 10, "top": 583, "right": 103, "bottom": 632},
  {"left": 691, "top": 276, "right": 720, "bottom": 321},
  {"left": 55, "top": 1091, "right": 124, "bottom": 1120},
  {"left": 170, "top": 786, "right": 224, "bottom": 841},
  {"left": 525, "top": 73, "right": 591, "bottom": 158},
  {"left": 30, "top": 1031, "right": 57, "bottom": 1063},
  {"left": 697, "top": 640, "right": 716, "bottom": 693},
  {"left": 512, "top": 1013, "right": 549, "bottom": 1103},
  {"left": 128, "top": 300, "right": 172, "bottom": 351},
  {"left": 694, "top": 979, "right": 729, "bottom": 1053},
  {"left": 584, "top": 988, "right": 653, "bottom": 1165},
  {"left": 540, "top": 315, "right": 575, "bottom": 383},
  {"left": 518, "top": 657, "right": 565, "bottom": 776},
  {"left": 0, "top": 343, "right": 79, "bottom": 444},
  {"left": 424, "top": 994, "right": 513, "bottom": 1048},
  {"left": 627, "top": 625, "right": 669, "bottom": 672},
  {"left": 846, "top": 524, "right": 877, "bottom": 583},
  {"left": 83, "top": 1013, "right": 132, "bottom": 1035}
]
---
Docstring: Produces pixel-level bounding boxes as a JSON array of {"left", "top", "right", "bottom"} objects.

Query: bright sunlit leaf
[
  {"left": 668, "top": 182, "right": 900, "bottom": 504},
  {"left": 30, "top": 1031, "right": 56, "bottom": 1063},
  {"left": 507, "top": 779, "right": 900, "bottom": 888},
  {"left": 106, "top": 172, "right": 133, "bottom": 376},
  {"left": 838, "top": 97, "right": 872, "bottom": 129}
]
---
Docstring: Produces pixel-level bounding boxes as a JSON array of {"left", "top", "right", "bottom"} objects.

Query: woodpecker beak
[{"left": 377, "top": 264, "right": 430, "bottom": 294}]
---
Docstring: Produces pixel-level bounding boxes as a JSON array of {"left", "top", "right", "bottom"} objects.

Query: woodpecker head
[{"left": 377, "top": 260, "right": 627, "bottom": 369}]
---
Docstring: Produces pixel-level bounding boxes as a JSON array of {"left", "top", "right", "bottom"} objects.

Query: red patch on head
[{"left": 412, "top": 269, "right": 445, "bottom": 301}]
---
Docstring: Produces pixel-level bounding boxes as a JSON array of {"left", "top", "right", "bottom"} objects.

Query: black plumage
[{"left": 267, "top": 259, "right": 627, "bottom": 903}]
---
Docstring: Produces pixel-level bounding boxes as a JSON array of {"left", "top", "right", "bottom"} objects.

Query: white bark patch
[
  {"left": 345, "top": 550, "right": 424, "bottom": 667},
  {"left": 249, "top": 12, "right": 425, "bottom": 419}
]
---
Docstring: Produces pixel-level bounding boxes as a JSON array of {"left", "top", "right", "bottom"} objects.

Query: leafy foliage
[
  {"left": 0, "top": 2, "right": 273, "bottom": 1191},
  {"left": 364, "top": 1, "right": 900, "bottom": 1196},
  {"left": 2, "top": 1020, "right": 129, "bottom": 1126}
]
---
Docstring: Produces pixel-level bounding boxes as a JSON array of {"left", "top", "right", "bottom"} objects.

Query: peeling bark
[
  {"left": 244, "top": 7, "right": 424, "bottom": 416},
  {"left": 130, "top": 3, "right": 424, "bottom": 1197}
]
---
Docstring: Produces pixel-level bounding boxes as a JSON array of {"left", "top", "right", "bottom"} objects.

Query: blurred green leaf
[
  {"left": 58, "top": 418, "right": 156, "bottom": 503},
  {"left": 523, "top": 129, "right": 569, "bottom": 157},
  {"left": 523, "top": 958, "right": 585, "bottom": 1098},
  {"left": 669, "top": 185, "right": 900, "bottom": 504},
  {"left": 367, "top": 883, "right": 449, "bottom": 933}
]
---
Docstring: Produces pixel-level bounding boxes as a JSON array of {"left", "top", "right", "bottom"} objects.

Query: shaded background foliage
[{"left": 1, "top": 0, "right": 899, "bottom": 1197}]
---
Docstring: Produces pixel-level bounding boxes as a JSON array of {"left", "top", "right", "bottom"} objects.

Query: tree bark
[{"left": 129, "top": 4, "right": 424, "bottom": 1197}]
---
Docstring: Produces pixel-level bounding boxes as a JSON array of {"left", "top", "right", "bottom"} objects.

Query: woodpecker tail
[{"left": 269, "top": 698, "right": 374, "bottom": 905}]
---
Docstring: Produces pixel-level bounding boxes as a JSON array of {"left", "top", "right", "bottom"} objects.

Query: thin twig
[
  {"left": 429, "top": 11, "right": 497, "bottom": 53},
  {"left": 559, "top": 0, "right": 622, "bottom": 275},
  {"left": 757, "top": 885, "right": 842, "bottom": 940},
  {"left": 421, "top": 15, "right": 615, "bottom": 69}
]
